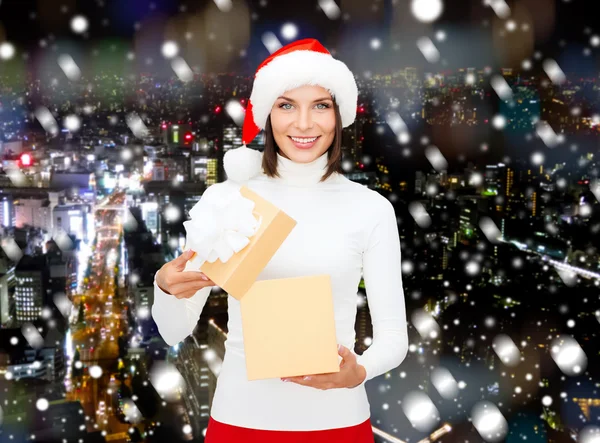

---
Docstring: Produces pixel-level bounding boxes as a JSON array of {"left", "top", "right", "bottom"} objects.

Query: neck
[{"left": 275, "top": 150, "right": 332, "bottom": 186}]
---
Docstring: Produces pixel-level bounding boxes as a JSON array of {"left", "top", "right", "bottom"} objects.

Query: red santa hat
[{"left": 223, "top": 38, "right": 358, "bottom": 183}]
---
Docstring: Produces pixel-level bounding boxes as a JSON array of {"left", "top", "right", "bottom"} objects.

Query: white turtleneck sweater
[{"left": 152, "top": 151, "right": 408, "bottom": 431}]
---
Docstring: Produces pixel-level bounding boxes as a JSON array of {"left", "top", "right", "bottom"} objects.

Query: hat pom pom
[{"left": 223, "top": 146, "right": 263, "bottom": 183}]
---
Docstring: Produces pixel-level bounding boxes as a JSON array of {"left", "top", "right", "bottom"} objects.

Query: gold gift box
[
  {"left": 197, "top": 185, "right": 297, "bottom": 301},
  {"left": 240, "top": 275, "right": 340, "bottom": 381},
  {"left": 184, "top": 186, "right": 339, "bottom": 380}
]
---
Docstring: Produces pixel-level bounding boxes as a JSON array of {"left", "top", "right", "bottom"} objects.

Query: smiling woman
[
  {"left": 152, "top": 38, "right": 407, "bottom": 442},
  {"left": 262, "top": 85, "right": 343, "bottom": 182}
]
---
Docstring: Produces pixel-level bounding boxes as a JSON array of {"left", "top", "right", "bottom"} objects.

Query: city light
[
  {"left": 20, "top": 153, "right": 32, "bottom": 166},
  {"left": 0, "top": 9, "right": 598, "bottom": 442}
]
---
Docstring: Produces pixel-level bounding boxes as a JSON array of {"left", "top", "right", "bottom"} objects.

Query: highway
[{"left": 65, "top": 190, "right": 133, "bottom": 442}]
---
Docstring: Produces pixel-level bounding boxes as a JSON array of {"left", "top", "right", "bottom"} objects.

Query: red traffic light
[{"left": 184, "top": 132, "right": 193, "bottom": 141}]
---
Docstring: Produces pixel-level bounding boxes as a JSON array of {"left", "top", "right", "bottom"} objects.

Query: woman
[{"left": 152, "top": 38, "right": 408, "bottom": 442}]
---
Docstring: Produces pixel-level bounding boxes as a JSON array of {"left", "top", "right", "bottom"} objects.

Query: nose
[{"left": 294, "top": 107, "right": 314, "bottom": 132}]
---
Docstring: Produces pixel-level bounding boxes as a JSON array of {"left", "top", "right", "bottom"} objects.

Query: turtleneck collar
[{"left": 274, "top": 150, "right": 333, "bottom": 186}]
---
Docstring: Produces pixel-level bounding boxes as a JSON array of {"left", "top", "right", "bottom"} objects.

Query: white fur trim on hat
[
  {"left": 223, "top": 146, "right": 263, "bottom": 183},
  {"left": 249, "top": 50, "right": 358, "bottom": 130}
]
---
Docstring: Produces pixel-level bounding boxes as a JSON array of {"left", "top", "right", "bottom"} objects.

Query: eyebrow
[{"left": 276, "top": 96, "right": 333, "bottom": 103}]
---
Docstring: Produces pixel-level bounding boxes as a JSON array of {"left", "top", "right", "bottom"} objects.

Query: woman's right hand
[{"left": 156, "top": 249, "right": 216, "bottom": 299}]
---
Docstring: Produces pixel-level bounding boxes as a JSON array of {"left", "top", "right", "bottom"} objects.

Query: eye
[
  {"left": 278, "top": 103, "right": 293, "bottom": 110},
  {"left": 316, "top": 103, "right": 331, "bottom": 109}
]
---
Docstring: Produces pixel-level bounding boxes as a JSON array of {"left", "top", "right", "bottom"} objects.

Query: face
[{"left": 270, "top": 84, "right": 336, "bottom": 164}]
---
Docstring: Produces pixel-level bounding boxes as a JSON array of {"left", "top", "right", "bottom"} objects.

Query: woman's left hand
[{"left": 280, "top": 344, "right": 366, "bottom": 390}]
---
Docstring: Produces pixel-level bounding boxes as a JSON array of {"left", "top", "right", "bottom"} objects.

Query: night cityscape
[{"left": 1, "top": 0, "right": 600, "bottom": 442}]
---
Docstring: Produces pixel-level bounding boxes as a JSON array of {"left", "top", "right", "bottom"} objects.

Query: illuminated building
[{"left": 206, "top": 158, "right": 218, "bottom": 186}]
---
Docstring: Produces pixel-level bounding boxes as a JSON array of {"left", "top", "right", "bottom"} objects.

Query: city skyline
[{"left": 1, "top": 0, "right": 600, "bottom": 442}]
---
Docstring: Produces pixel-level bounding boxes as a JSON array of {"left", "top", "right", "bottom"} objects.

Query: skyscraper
[
  {"left": 222, "top": 124, "right": 243, "bottom": 153},
  {"left": 14, "top": 271, "right": 44, "bottom": 324}
]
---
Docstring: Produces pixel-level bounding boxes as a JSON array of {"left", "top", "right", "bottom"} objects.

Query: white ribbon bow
[{"left": 182, "top": 185, "right": 262, "bottom": 265}]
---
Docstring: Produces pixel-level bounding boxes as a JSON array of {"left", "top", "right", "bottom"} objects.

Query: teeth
[{"left": 291, "top": 136, "right": 318, "bottom": 143}]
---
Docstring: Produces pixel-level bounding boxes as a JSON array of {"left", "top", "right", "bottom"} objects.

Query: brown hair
[{"left": 261, "top": 100, "right": 343, "bottom": 182}]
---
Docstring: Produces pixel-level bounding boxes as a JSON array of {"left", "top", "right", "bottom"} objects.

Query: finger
[
  {"left": 169, "top": 278, "right": 215, "bottom": 295},
  {"left": 285, "top": 374, "right": 326, "bottom": 383},
  {"left": 170, "top": 279, "right": 212, "bottom": 293},
  {"left": 172, "top": 249, "right": 195, "bottom": 269},
  {"left": 338, "top": 344, "right": 350, "bottom": 357},
  {"left": 338, "top": 345, "right": 355, "bottom": 366},
  {"left": 174, "top": 285, "right": 210, "bottom": 299},
  {"left": 170, "top": 271, "right": 211, "bottom": 284},
  {"left": 285, "top": 377, "right": 332, "bottom": 390},
  {"left": 174, "top": 288, "right": 203, "bottom": 299},
  {"left": 169, "top": 281, "right": 212, "bottom": 296},
  {"left": 283, "top": 376, "right": 313, "bottom": 386}
]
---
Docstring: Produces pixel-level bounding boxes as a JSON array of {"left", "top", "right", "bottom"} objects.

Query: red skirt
[{"left": 205, "top": 416, "right": 375, "bottom": 443}]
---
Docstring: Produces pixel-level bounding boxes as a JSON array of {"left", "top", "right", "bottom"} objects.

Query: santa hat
[{"left": 223, "top": 38, "right": 358, "bottom": 183}]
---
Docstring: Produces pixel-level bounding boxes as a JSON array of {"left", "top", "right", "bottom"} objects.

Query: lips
[
  {"left": 289, "top": 136, "right": 320, "bottom": 143},
  {"left": 288, "top": 135, "right": 321, "bottom": 150}
]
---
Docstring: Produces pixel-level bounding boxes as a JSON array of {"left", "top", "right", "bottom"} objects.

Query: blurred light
[
  {"left": 35, "top": 106, "right": 59, "bottom": 136},
  {"left": 486, "top": 0, "right": 510, "bottom": 19},
  {"left": 408, "top": 201, "right": 432, "bottom": 228},
  {"left": 551, "top": 335, "right": 587, "bottom": 376},
  {"left": 411, "top": 0, "right": 443, "bottom": 23},
  {"left": 431, "top": 367, "right": 459, "bottom": 399},
  {"left": 0, "top": 42, "right": 15, "bottom": 60},
  {"left": 171, "top": 56, "right": 194, "bottom": 82},
  {"left": 416, "top": 36, "right": 440, "bottom": 63},
  {"left": 150, "top": 362, "right": 186, "bottom": 402},
  {"left": 20, "top": 153, "right": 32, "bottom": 166},
  {"left": 281, "top": 23, "right": 298, "bottom": 40},
  {"left": 213, "top": 0, "right": 233, "bottom": 12},
  {"left": 493, "top": 334, "right": 521, "bottom": 366},
  {"left": 411, "top": 308, "right": 441, "bottom": 339},
  {"left": 161, "top": 41, "right": 179, "bottom": 59},
  {"left": 261, "top": 31, "right": 282, "bottom": 53},
  {"left": 402, "top": 391, "right": 440, "bottom": 432},
  {"left": 424, "top": 145, "right": 448, "bottom": 171},
  {"left": 126, "top": 112, "right": 149, "bottom": 138},
  {"left": 58, "top": 54, "right": 82, "bottom": 81},
  {"left": 543, "top": 58, "right": 566, "bottom": 84},
  {"left": 471, "top": 401, "right": 508, "bottom": 442},
  {"left": 491, "top": 75, "right": 513, "bottom": 101},
  {"left": 225, "top": 99, "right": 245, "bottom": 125},
  {"left": 492, "top": 115, "right": 506, "bottom": 129},
  {"left": 70, "top": 15, "right": 89, "bottom": 34},
  {"left": 318, "top": 0, "right": 341, "bottom": 19},
  {"left": 64, "top": 114, "right": 81, "bottom": 132},
  {"left": 36, "top": 398, "right": 49, "bottom": 411}
]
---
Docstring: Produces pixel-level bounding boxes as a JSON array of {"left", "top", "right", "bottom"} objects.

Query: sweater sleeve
[
  {"left": 354, "top": 198, "right": 408, "bottom": 388},
  {"left": 151, "top": 182, "right": 231, "bottom": 346},
  {"left": 151, "top": 273, "right": 213, "bottom": 346},
  {"left": 152, "top": 275, "right": 212, "bottom": 346}
]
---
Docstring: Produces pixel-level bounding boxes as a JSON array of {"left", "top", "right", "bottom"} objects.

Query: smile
[{"left": 289, "top": 136, "right": 320, "bottom": 144}]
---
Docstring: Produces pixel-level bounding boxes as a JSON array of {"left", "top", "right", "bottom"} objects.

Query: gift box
[
  {"left": 240, "top": 275, "right": 340, "bottom": 381},
  {"left": 183, "top": 185, "right": 297, "bottom": 301}
]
